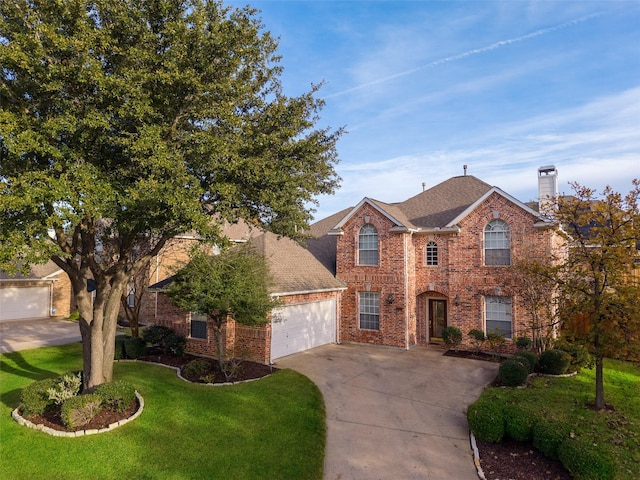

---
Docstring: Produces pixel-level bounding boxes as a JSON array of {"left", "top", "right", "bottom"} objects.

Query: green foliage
[
  {"left": 468, "top": 329, "right": 485, "bottom": 352},
  {"left": 0, "top": 0, "right": 343, "bottom": 390},
  {"left": 532, "top": 420, "right": 571, "bottom": 461},
  {"left": 512, "top": 351, "right": 538, "bottom": 374},
  {"left": 499, "top": 359, "right": 529, "bottom": 387},
  {"left": 441, "top": 326, "right": 462, "bottom": 349},
  {"left": 46, "top": 371, "right": 82, "bottom": 405},
  {"left": 95, "top": 380, "right": 136, "bottom": 413},
  {"left": 124, "top": 337, "right": 147, "bottom": 359},
  {"left": 467, "top": 399, "right": 504, "bottom": 443},
  {"left": 142, "top": 326, "right": 175, "bottom": 346},
  {"left": 20, "top": 378, "right": 57, "bottom": 416},
  {"left": 503, "top": 404, "right": 536, "bottom": 441},
  {"left": 182, "top": 359, "right": 212, "bottom": 378},
  {"left": 164, "top": 334, "right": 187, "bottom": 357},
  {"left": 486, "top": 331, "right": 506, "bottom": 356},
  {"left": 114, "top": 335, "right": 127, "bottom": 360},
  {"left": 61, "top": 393, "right": 103, "bottom": 429},
  {"left": 554, "top": 337, "right": 594, "bottom": 372},
  {"left": 538, "top": 349, "right": 571, "bottom": 375},
  {"left": 558, "top": 439, "right": 617, "bottom": 480},
  {"left": 515, "top": 336, "right": 533, "bottom": 350}
]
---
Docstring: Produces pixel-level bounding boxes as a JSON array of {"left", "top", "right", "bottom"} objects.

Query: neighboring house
[
  {"left": 0, "top": 261, "right": 74, "bottom": 322},
  {"left": 309, "top": 166, "right": 559, "bottom": 353},
  {"left": 143, "top": 225, "right": 346, "bottom": 364}
]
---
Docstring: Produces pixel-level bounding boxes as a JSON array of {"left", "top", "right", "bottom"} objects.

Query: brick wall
[
  {"left": 336, "top": 194, "right": 556, "bottom": 353},
  {"left": 52, "top": 272, "right": 73, "bottom": 318}
]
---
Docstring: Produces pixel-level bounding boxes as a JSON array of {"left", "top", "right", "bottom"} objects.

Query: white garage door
[
  {"left": 0, "top": 286, "right": 50, "bottom": 321},
  {"left": 271, "top": 298, "right": 336, "bottom": 361}
]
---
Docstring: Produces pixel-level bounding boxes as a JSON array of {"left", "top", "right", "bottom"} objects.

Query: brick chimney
[{"left": 538, "top": 165, "right": 558, "bottom": 211}]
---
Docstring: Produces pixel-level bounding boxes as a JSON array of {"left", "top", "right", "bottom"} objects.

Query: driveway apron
[
  {"left": 0, "top": 318, "right": 82, "bottom": 353},
  {"left": 276, "top": 343, "right": 498, "bottom": 480}
]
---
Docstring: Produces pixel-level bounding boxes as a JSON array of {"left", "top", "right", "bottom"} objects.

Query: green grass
[
  {"left": 0, "top": 343, "right": 325, "bottom": 480},
  {"left": 475, "top": 359, "right": 640, "bottom": 480}
]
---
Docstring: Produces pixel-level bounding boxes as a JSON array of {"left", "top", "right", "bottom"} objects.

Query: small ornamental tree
[{"left": 167, "top": 244, "right": 278, "bottom": 370}]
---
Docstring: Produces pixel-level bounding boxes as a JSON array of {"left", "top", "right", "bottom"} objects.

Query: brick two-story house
[{"left": 308, "top": 166, "right": 559, "bottom": 352}]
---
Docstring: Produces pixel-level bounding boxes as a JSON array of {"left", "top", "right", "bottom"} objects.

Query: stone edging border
[
  {"left": 117, "top": 359, "right": 274, "bottom": 386},
  {"left": 469, "top": 432, "right": 487, "bottom": 480},
  {"left": 12, "top": 391, "right": 144, "bottom": 437}
]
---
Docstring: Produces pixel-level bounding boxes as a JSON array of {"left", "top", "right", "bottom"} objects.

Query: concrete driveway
[
  {"left": 275, "top": 343, "right": 498, "bottom": 480},
  {"left": 0, "top": 318, "right": 82, "bottom": 353}
]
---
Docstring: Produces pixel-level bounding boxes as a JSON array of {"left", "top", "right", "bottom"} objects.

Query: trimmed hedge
[
  {"left": 61, "top": 393, "right": 103, "bottom": 429},
  {"left": 503, "top": 404, "right": 535, "bottom": 441},
  {"left": 182, "top": 359, "right": 212, "bottom": 378},
  {"left": 467, "top": 399, "right": 504, "bottom": 442},
  {"left": 114, "top": 335, "right": 127, "bottom": 360},
  {"left": 124, "top": 336, "right": 146, "bottom": 359},
  {"left": 95, "top": 380, "right": 136, "bottom": 413},
  {"left": 20, "top": 378, "right": 57, "bottom": 416},
  {"left": 533, "top": 420, "right": 571, "bottom": 461},
  {"left": 558, "top": 439, "right": 617, "bottom": 480},
  {"left": 538, "top": 349, "right": 571, "bottom": 375},
  {"left": 512, "top": 351, "right": 538, "bottom": 374},
  {"left": 441, "top": 326, "right": 462, "bottom": 349},
  {"left": 499, "top": 359, "right": 528, "bottom": 387}
]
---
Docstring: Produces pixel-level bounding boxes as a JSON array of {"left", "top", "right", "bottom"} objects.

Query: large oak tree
[{"left": 0, "top": 0, "right": 342, "bottom": 390}]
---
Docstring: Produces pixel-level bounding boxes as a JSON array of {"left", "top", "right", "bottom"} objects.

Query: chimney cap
[{"left": 538, "top": 165, "right": 557, "bottom": 175}]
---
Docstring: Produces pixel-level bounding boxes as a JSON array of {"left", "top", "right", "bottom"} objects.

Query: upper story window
[
  {"left": 358, "top": 224, "right": 379, "bottom": 265},
  {"left": 426, "top": 241, "right": 438, "bottom": 266},
  {"left": 484, "top": 219, "right": 511, "bottom": 266}
]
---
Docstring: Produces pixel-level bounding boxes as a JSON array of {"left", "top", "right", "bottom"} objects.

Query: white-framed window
[
  {"left": 358, "top": 224, "right": 379, "bottom": 265},
  {"left": 190, "top": 313, "right": 208, "bottom": 340},
  {"left": 484, "top": 219, "right": 511, "bottom": 266},
  {"left": 485, "top": 296, "right": 513, "bottom": 339},
  {"left": 426, "top": 241, "right": 438, "bottom": 266},
  {"left": 359, "top": 292, "right": 380, "bottom": 330}
]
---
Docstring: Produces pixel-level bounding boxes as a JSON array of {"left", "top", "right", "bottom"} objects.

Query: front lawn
[
  {"left": 0, "top": 343, "right": 325, "bottom": 480},
  {"left": 472, "top": 358, "right": 640, "bottom": 480}
]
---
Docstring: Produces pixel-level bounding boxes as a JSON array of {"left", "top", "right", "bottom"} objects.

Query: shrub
[
  {"left": 467, "top": 399, "right": 504, "bottom": 443},
  {"left": 124, "top": 336, "right": 146, "bottom": 359},
  {"left": 515, "top": 336, "right": 532, "bottom": 350},
  {"left": 142, "top": 325, "right": 175, "bottom": 346},
  {"left": 46, "top": 371, "right": 82, "bottom": 405},
  {"left": 468, "top": 329, "right": 485, "bottom": 352},
  {"left": 503, "top": 405, "right": 535, "bottom": 441},
  {"left": 533, "top": 420, "right": 571, "bottom": 460},
  {"left": 114, "top": 335, "right": 127, "bottom": 360},
  {"left": 554, "top": 338, "right": 594, "bottom": 372},
  {"left": 512, "top": 351, "right": 537, "bottom": 374},
  {"left": 182, "top": 359, "right": 212, "bottom": 378},
  {"left": 441, "top": 326, "right": 462, "bottom": 349},
  {"left": 558, "top": 438, "right": 617, "bottom": 480},
  {"left": 538, "top": 349, "right": 571, "bottom": 375},
  {"left": 499, "top": 359, "right": 529, "bottom": 387},
  {"left": 95, "top": 380, "right": 136, "bottom": 413},
  {"left": 61, "top": 393, "right": 103, "bottom": 429},
  {"left": 20, "top": 378, "right": 57, "bottom": 416},
  {"left": 163, "top": 333, "right": 187, "bottom": 357}
]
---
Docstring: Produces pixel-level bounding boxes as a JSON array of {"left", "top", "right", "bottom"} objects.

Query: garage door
[
  {"left": 271, "top": 298, "right": 336, "bottom": 361},
  {"left": 0, "top": 286, "right": 50, "bottom": 321}
]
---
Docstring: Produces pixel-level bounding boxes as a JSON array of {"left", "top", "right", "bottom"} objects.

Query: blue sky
[{"left": 230, "top": 1, "right": 640, "bottom": 220}]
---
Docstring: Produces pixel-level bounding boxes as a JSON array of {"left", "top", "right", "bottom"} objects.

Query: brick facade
[{"left": 336, "top": 191, "right": 556, "bottom": 353}]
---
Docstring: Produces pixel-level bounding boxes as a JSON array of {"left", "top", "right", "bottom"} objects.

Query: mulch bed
[{"left": 443, "top": 349, "right": 573, "bottom": 479}]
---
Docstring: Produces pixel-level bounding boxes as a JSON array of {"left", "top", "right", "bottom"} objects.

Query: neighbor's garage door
[
  {"left": 271, "top": 298, "right": 336, "bottom": 361},
  {"left": 0, "top": 286, "right": 50, "bottom": 321}
]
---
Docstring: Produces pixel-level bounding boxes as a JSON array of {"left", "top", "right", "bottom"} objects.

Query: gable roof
[
  {"left": 0, "top": 260, "right": 63, "bottom": 281},
  {"left": 328, "top": 175, "right": 549, "bottom": 233}
]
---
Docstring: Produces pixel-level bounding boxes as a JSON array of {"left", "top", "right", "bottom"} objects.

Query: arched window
[
  {"left": 358, "top": 224, "right": 379, "bottom": 265},
  {"left": 484, "top": 219, "right": 510, "bottom": 265},
  {"left": 425, "top": 241, "right": 438, "bottom": 266}
]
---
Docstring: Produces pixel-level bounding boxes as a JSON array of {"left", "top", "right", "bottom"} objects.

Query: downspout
[
  {"left": 154, "top": 254, "right": 159, "bottom": 319},
  {"left": 404, "top": 233, "right": 410, "bottom": 350}
]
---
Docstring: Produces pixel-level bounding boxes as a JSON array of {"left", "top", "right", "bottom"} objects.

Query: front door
[{"left": 428, "top": 299, "right": 447, "bottom": 341}]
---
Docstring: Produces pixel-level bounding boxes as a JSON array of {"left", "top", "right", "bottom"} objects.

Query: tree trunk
[
  {"left": 594, "top": 354, "right": 605, "bottom": 410},
  {"left": 74, "top": 273, "right": 128, "bottom": 391},
  {"left": 212, "top": 318, "right": 226, "bottom": 371}
]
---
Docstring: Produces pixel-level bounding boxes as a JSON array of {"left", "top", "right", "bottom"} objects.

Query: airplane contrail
[{"left": 326, "top": 12, "right": 604, "bottom": 99}]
